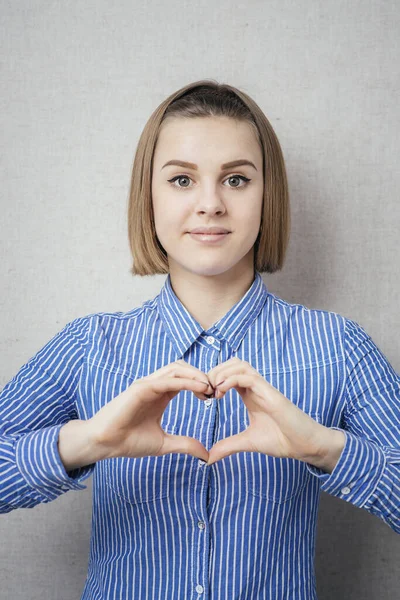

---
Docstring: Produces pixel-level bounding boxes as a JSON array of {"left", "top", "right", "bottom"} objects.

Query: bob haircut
[{"left": 128, "top": 79, "right": 290, "bottom": 275}]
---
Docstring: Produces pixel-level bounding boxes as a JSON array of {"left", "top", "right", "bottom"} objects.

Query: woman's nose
[{"left": 195, "top": 189, "right": 226, "bottom": 215}]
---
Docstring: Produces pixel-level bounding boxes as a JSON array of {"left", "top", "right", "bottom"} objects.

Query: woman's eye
[
  {"left": 225, "top": 175, "right": 251, "bottom": 188},
  {"left": 167, "top": 174, "right": 251, "bottom": 189},
  {"left": 168, "top": 175, "right": 192, "bottom": 188}
]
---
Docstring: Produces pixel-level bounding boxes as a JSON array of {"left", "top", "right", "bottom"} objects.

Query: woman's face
[{"left": 151, "top": 115, "right": 264, "bottom": 280}]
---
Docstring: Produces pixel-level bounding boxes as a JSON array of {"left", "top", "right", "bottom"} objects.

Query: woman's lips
[{"left": 189, "top": 232, "right": 230, "bottom": 243}]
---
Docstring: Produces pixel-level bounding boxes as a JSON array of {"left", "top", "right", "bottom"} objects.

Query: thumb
[
  {"left": 161, "top": 433, "right": 209, "bottom": 462},
  {"left": 207, "top": 432, "right": 248, "bottom": 466}
]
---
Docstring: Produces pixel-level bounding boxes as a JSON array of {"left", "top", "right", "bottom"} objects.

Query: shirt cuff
[
  {"left": 15, "top": 424, "right": 94, "bottom": 501},
  {"left": 305, "top": 427, "right": 386, "bottom": 508}
]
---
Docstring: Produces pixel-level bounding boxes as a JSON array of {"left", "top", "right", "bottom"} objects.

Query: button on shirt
[{"left": 0, "top": 272, "right": 399, "bottom": 599}]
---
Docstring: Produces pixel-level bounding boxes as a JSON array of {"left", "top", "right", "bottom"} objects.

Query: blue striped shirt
[{"left": 0, "top": 271, "right": 399, "bottom": 599}]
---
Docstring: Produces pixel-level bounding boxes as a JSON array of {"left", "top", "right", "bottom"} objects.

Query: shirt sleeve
[
  {"left": 305, "top": 317, "right": 400, "bottom": 534},
  {"left": 0, "top": 316, "right": 95, "bottom": 513}
]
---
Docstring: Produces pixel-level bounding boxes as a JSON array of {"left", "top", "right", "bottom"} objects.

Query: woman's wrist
[
  {"left": 57, "top": 419, "right": 110, "bottom": 472},
  {"left": 301, "top": 427, "right": 346, "bottom": 474}
]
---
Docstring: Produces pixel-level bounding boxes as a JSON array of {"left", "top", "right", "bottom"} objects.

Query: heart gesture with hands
[
  {"left": 206, "top": 357, "right": 344, "bottom": 470},
  {"left": 81, "top": 357, "right": 344, "bottom": 475}
]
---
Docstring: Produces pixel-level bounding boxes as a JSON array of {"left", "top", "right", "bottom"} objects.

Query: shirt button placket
[{"left": 195, "top": 331, "right": 218, "bottom": 600}]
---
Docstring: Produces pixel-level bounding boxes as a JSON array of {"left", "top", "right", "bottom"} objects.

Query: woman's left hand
[{"left": 206, "top": 357, "right": 329, "bottom": 466}]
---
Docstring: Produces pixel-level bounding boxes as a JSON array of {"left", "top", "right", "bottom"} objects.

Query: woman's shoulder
[
  {"left": 70, "top": 296, "right": 159, "bottom": 328},
  {"left": 266, "top": 290, "right": 345, "bottom": 323},
  {"left": 265, "top": 290, "right": 368, "bottom": 344}
]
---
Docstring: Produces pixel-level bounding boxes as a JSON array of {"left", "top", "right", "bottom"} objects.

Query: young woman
[{"left": 1, "top": 80, "right": 399, "bottom": 599}]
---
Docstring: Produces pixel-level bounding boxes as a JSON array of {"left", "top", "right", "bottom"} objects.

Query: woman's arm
[
  {"left": 0, "top": 316, "right": 94, "bottom": 513},
  {"left": 305, "top": 318, "right": 400, "bottom": 534}
]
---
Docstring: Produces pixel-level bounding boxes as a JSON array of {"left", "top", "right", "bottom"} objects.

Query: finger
[
  {"left": 160, "top": 433, "right": 209, "bottom": 462},
  {"left": 208, "top": 362, "right": 255, "bottom": 389},
  {"left": 150, "top": 364, "right": 214, "bottom": 392},
  {"left": 147, "top": 377, "right": 212, "bottom": 401},
  {"left": 213, "top": 374, "right": 255, "bottom": 397},
  {"left": 144, "top": 369, "right": 213, "bottom": 403},
  {"left": 168, "top": 360, "right": 212, "bottom": 382},
  {"left": 163, "top": 363, "right": 214, "bottom": 394},
  {"left": 207, "top": 357, "right": 245, "bottom": 380},
  {"left": 207, "top": 431, "right": 249, "bottom": 465},
  {"left": 214, "top": 374, "right": 276, "bottom": 413}
]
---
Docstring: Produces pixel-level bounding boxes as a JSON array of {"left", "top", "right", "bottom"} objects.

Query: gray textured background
[{"left": 0, "top": 1, "right": 399, "bottom": 598}]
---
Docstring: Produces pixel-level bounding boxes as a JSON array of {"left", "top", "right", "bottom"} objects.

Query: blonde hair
[{"left": 127, "top": 79, "right": 290, "bottom": 275}]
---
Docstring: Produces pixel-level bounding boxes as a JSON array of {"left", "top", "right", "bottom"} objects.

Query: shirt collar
[{"left": 157, "top": 271, "right": 269, "bottom": 358}]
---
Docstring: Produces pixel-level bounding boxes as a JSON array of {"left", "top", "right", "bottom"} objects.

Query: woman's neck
[{"left": 168, "top": 267, "right": 256, "bottom": 331}]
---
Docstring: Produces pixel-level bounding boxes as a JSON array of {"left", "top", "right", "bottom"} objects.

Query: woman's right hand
[{"left": 86, "top": 360, "right": 214, "bottom": 463}]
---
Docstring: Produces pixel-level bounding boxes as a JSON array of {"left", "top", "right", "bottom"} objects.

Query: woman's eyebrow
[{"left": 161, "top": 159, "right": 258, "bottom": 171}]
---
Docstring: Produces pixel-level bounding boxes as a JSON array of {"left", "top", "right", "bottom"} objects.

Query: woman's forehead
[{"left": 154, "top": 117, "right": 262, "bottom": 165}]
